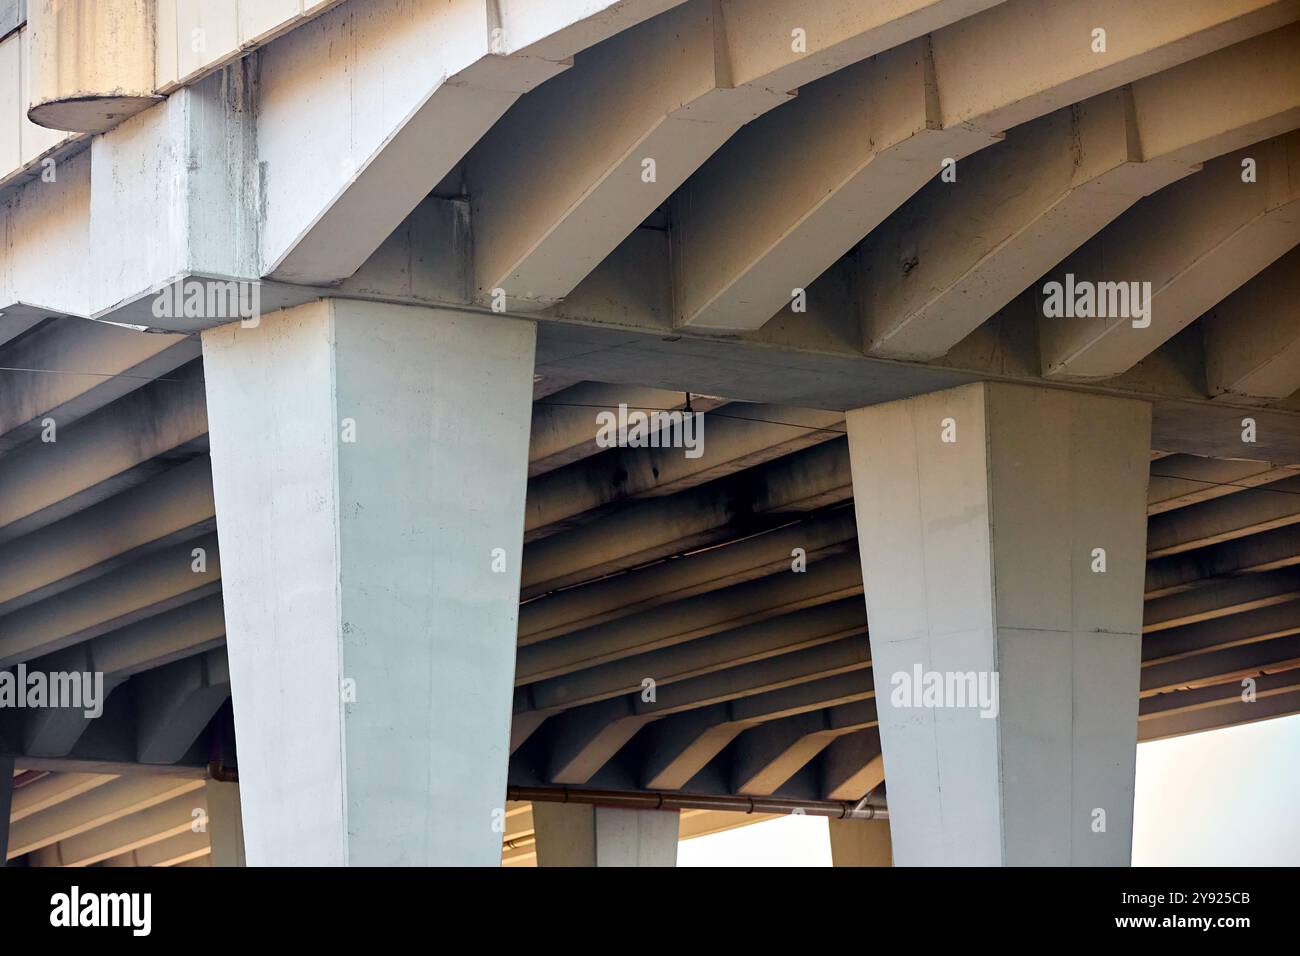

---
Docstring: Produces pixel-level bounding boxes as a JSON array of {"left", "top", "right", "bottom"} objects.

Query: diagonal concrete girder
[
  {"left": 1139, "top": 668, "right": 1300, "bottom": 721},
  {"left": 1039, "top": 132, "right": 1300, "bottom": 380},
  {"left": 524, "top": 404, "right": 845, "bottom": 540},
  {"left": 134, "top": 649, "right": 231, "bottom": 765},
  {"left": 468, "top": 0, "right": 1008, "bottom": 311},
  {"left": 0, "top": 359, "right": 207, "bottom": 543},
  {"left": 730, "top": 698, "right": 877, "bottom": 795},
  {"left": 861, "top": 23, "right": 1300, "bottom": 361},
  {"left": 9, "top": 771, "right": 116, "bottom": 824},
  {"left": 1144, "top": 567, "right": 1300, "bottom": 632},
  {"left": 516, "top": 551, "right": 863, "bottom": 683},
  {"left": 518, "top": 600, "right": 870, "bottom": 717},
  {"left": 819, "top": 727, "right": 886, "bottom": 801},
  {"left": 519, "top": 507, "right": 858, "bottom": 644},
  {"left": 100, "top": 827, "right": 210, "bottom": 868},
  {"left": 670, "top": 0, "right": 1300, "bottom": 333},
  {"left": 521, "top": 436, "right": 853, "bottom": 596},
  {"left": 0, "top": 317, "right": 198, "bottom": 454},
  {"left": 0, "top": 456, "right": 214, "bottom": 616},
  {"left": 1146, "top": 474, "right": 1300, "bottom": 557},
  {"left": 1147, "top": 454, "right": 1300, "bottom": 515},
  {"left": 1142, "top": 600, "right": 1300, "bottom": 665},
  {"left": 1202, "top": 245, "right": 1300, "bottom": 404},
  {"left": 1140, "top": 631, "right": 1300, "bottom": 695},
  {"left": 640, "top": 667, "right": 874, "bottom": 790},
  {"left": 29, "top": 789, "right": 206, "bottom": 867},
  {"left": 528, "top": 383, "right": 724, "bottom": 477},
  {"left": 6, "top": 772, "right": 204, "bottom": 859},
  {"left": 19, "top": 595, "right": 226, "bottom": 757},
  {"left": 540, "top": 653, "right": 874, "bottom": 786},
  {"left": 259, "top": 0, "right": 689, "bottom": 286},
  {"left": 1146, "top": 524, "right": 1300, "bottom": 598},
  {"left": 0, "top": 532, "right": 219, "bottom": 669},
  {"left": 1139, "top": 680, "right": 1300, "bottom": 740}
]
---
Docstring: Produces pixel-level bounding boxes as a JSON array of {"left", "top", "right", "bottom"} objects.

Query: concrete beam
[
  {"left": 0, "top": 532, "right": 220, "bottom": 669},
  {"left": 672, "top": 0, "right": 1295, "bottom": 332},
  {"left": 848, "top": 382, "right": 1150, "bottom": 865},
  {"left": 732, "top": 700, "right": 876, "bottom": 795},
  {"left": 861, "top": 23, "right": 1300, "bottom": 360},
  {"left": 259, "top": 0, "right": 684, "bottom": 286},
  {"left": 525, "top": 404, "right": 844, "bottom": 540},
  {"left": 8, "top": 770, "right": 114, "bottom": 823},
  {"left": 1147, "top": 454, "right": 1300, "bottom": 515},
  {"left": 6, "top": 772, "right": 204, "bottom": 858},
  {"left": 469, "top": 0, "right": 1007, "bottom": 311},
  {"left": 134, "top": 648, "right": 231, "bottom": 765},
  {"left": 1139, "top": 685, "right": 1300, "bottom": 740},
  {"left": 819, "top": 727, "right": 887, "bottom": 801},
  {"left": 1203, "top": 246, "right": 1300, "bottom": 403},
  {"left": 1141, "top": 632, "right": 1300, "bottom": 695},
  {"left": 0, "top": 456, "right": 214, "bottom": 616},
  {"left": 1142, "top": 600, "right": 1300, "bottom": 664},
  {"left": 202, "top": 299, "right": 534, "bottom": 865},
  {"left": 540, "top": 654, "right": 873, "bottom": 786},
  {"left": 516, "top": 552, "right": 862, "bottom": 683},
  {"left": 0, "top": 317, "right": 198, "bottom": 453},
  {"left": 521, "top": 437, "right": 852, "bottom": 596},
  {"left": 1146, "top": 524, "right": 1300, "bottom": 598},
  {"left": 1145, "top": 568, "right": 1300, "bottom": 632},
  {"left": 0, "top": 359, "right": 207, "bottom": 542},
  {"left": 101, "top": 828, "right": 210, "bottom": 867},
  {"left": 528, "top": 383, "right": 719, "bottom": 477},
  {"left": 1140, "top": 668, "right": 1300, "bottom": 721},
  {"left": 1146, "top": 475, "right": 1300, "bottom": 556},
  {"left": 642, "top": 668, "right": 873, "bottom": 789},
  {"left": 522, "top": 608, "right": 870, "bottom": 717},
  {"left": 1040, "top": 132, "right": 1300, "bottom": 380},
  {"left": 519, "top": 508, "right": 857, "bottom": 644},
  {"left": 30, "top": 790, "right": 205, "bottom": 867}
]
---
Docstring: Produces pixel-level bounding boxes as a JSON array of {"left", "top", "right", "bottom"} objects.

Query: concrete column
[
  {"left": 532, "top": 803, "right": 679, "bottom": 867},
  {"left": 204, "top": 779, "right": 245, "bottom": 868},
  {"left": 828, "top": 818, "right": 892, "bottom": 867},
  {"left": 845, "top": 382, "right": 1150, "bottom": 866},
  {"left": 201, "top": 300, "right": 536, "bottom": 866}
]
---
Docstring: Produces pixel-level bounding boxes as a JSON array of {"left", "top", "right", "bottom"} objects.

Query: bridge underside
[{"left": 2, "top": 0, "right": 1300, "bottom": 866}]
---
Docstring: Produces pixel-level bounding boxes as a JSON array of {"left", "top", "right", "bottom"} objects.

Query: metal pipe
[{"left": 507, "top": 785, "right": 888, "bottom": 820}]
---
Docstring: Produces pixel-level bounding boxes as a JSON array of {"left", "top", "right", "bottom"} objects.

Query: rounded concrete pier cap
[{"left": 26, "top": 0, "right": 163, "bottom": 134}]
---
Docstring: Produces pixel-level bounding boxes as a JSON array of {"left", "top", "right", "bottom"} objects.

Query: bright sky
[{"left": 678, "top": 713, "right": 1300, "bottom": 866}]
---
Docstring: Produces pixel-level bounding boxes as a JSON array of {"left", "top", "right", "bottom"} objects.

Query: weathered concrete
[
  {"left": 202, "top": 299, "right": 535, "bottom": 865},
  {"left": 847, "top": 382, "right": 1150, "bottom": 865}
]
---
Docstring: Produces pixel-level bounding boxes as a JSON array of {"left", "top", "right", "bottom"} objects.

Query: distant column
[
  {"left": 533, "top": 803, "right": 679, "bottom": 867},
  {"left": 204, "top": 779, "right": 245, "bottom": 867},
  {"left": 828, "top": 817, "right": 892, "bottom": 867}
]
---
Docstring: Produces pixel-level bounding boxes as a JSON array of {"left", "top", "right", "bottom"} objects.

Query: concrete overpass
[{"left": 1, "top": 0, "right": 1299, "bottom": 867}]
